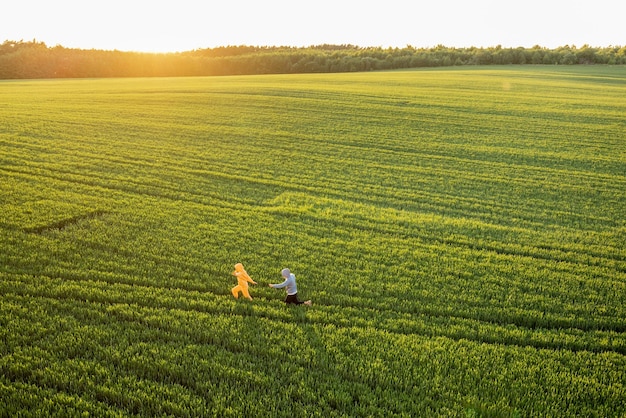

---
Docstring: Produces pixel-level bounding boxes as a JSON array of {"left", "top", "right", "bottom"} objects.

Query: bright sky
[{"left": 2, "top": 0, "right": 624, "bottom": 53}]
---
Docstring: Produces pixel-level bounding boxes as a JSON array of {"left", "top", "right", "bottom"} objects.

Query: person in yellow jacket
[{"left": 231, "top": 263, "right": 257, "bottom": 300}]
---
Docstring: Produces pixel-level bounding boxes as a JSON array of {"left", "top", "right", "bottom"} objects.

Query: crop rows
[{"left": 1, "top": 66, "right": 625, "bottom": 416}]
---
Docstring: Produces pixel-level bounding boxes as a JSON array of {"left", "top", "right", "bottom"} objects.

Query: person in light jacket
[{"left": 269, "top": 268, "right": 312, "bottom": 305}]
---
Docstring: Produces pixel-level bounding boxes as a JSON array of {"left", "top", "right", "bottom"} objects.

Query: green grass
[{"left": 1, "top": 65, "right": 625, "bottom": 417}]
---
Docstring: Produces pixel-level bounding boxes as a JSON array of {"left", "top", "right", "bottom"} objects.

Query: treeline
[{"left": 1, "top": 40, "right": 625, "bottom": 79}]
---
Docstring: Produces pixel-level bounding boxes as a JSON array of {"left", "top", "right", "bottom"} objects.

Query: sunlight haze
[{"left": 2, "top": 0, "right": 624, "bottom": 52}]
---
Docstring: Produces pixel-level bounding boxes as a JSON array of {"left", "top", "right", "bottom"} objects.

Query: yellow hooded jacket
[{"left": 231, "top": 263, "right": 256, "bottom": 299}]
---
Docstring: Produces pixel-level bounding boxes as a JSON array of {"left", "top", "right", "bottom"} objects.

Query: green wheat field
[{"left": 1, "top": 66, "right": 625, "bottom": 417}]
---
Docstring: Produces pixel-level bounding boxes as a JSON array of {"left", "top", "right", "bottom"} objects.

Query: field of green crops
[{"left": 1, "top": 66, "right": 625, "bottom": 417}]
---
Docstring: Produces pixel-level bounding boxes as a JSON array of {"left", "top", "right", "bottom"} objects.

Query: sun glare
[{"left": 2, "top": 1, "right": 624, "bottom": 53}]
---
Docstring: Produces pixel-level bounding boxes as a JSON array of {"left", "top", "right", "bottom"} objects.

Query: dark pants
[{"left": 285, "top": 293, "right": 304, "bottom": 305}]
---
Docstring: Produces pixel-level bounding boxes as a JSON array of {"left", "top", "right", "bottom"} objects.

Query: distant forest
[{"left": 1, "top": 40, "right": 625, "bottom": 79}]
